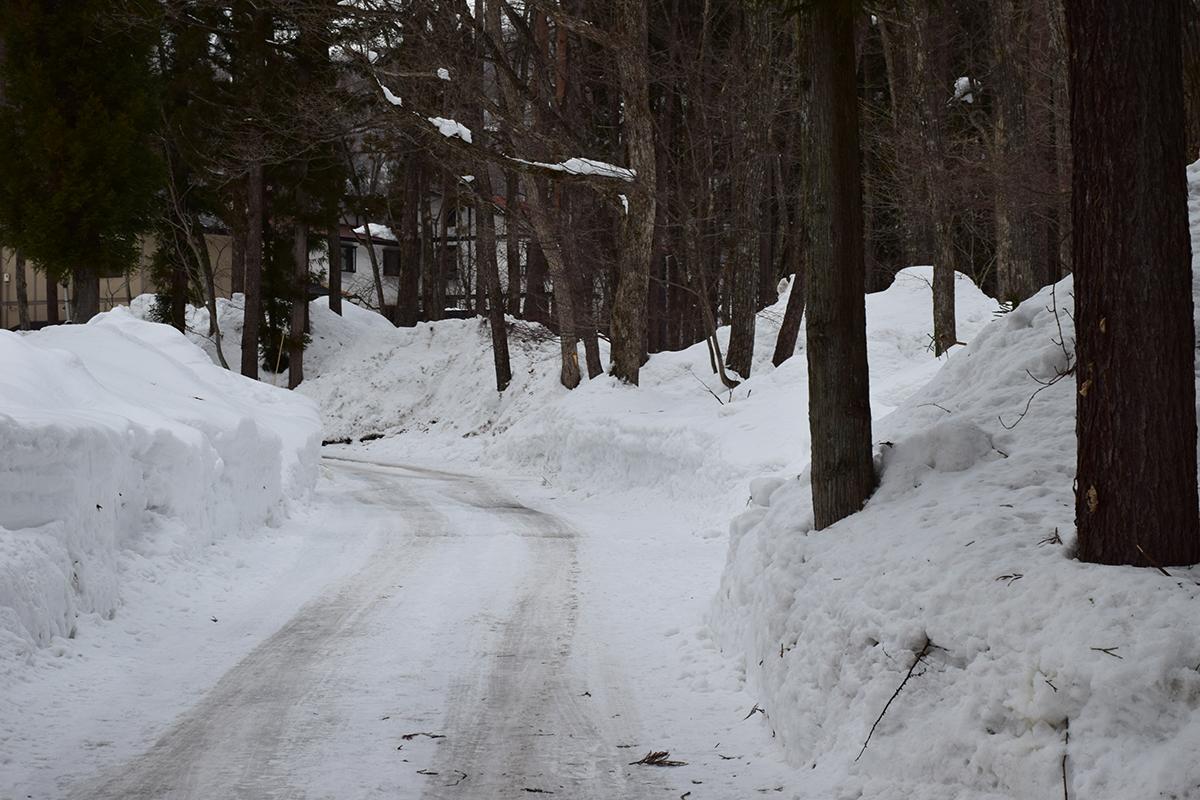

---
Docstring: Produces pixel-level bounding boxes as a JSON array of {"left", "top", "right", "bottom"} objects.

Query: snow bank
[
  {"left": 187, "top": 268, "right": 992, "bottom": 525},
  {"left": 0, "top": 309, "right": 320, "bottom": 671},
  {"left": 711, "top": 175, "right": 1200, "bottom": 796}
]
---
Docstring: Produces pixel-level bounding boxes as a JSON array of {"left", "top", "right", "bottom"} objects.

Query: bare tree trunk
[
  {"left": 288, "top": 218, "right": 307, "bottom": 388},
  {"left": 505, "top": 171, "right": 522, "bottom": 315},
  {"left": 609, "top": 0, "right": 657, "bottom": 385},
  {"left": 526, "top": 184, "right": 582, "bottom": 389},
  {"left": 72, "top": 264, "right": 100, "bottom": 322},
  {"left": 14, "top": 250, "right": 30, "bottom": 330},
  {"left": 327, "top": 226, "right": 342, "bottom": 314},
  {"left": 45, "top": 273, "right": 58, "bottom": 323},
  {"left": 240, "top": 162, "right": 264, "bottom": 379},
  {"left": 1069, "top": 0, "right": 1200, "bottom": 566},
  {"left": 910, "top": 3, "right": 957, "bottom": 354},
  {"left": 806, "top": 4, "right": 874, "bottom": 530},
  {"left": 525, "top": 239, "right": 550, "bottom": 325},
  {"left": 475, "top": 185, "right": 512, "bottom": 391},
  {"left": 772, "top": 241, "right": 806, "bottom": 367}
]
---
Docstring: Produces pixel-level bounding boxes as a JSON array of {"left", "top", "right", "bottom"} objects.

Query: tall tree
[
  {"left": 1068, "top": 0, "right": 1200, "bottom": 565},
  {"left": 0, "top": 0, "right": 160, "bottom": 322},
  {"left": 805, "top": 2, "right": 875, "bottom": 529}
]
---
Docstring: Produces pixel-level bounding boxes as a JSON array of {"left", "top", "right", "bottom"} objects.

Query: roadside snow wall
[
  {"left": 712, "top": 170, "right": 1200, "bottom": 799},
  {"left": 0, "top": 309, "right": 320, "bottom": 669}
]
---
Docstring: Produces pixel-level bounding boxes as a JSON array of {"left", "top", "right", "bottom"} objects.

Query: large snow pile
[
  {"left": 0, "top": 309, "right": 320, "bottom": 672},
  {"left": 232, "top": 267, "right": 993, "bottom": 521},
  {"left": 711, "top": 182, "right": 1200, "bottom": 795}
]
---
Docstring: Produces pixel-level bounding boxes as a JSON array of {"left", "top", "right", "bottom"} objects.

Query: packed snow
[{"left": 0, "top": 309, "right": 319, "bottom": 675}]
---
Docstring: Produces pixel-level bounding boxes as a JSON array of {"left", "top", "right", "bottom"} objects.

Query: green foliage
[{"left": 0, "top": 0, "right": 163, "bottom": 282}]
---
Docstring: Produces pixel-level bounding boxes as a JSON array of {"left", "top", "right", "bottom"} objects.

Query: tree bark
[
  {"left": 1068, "top": 0, "right": 1200, "bottom": 566},
  {"left": 609, "top": 0, "right": 657, "bottom": 385},
  {"left": 45, "top": 272, "right": 58, "bottom": 323},
  {"left": 505, "top": 171, "right": 522, "bottom": 315},
  {"left": 72, "top": 263, "right": 100, "bottom": 322},
  {"left": 288, "top": 218, "right": 307, "bottom": 388},
  {"left": 14, "top": 250, "right": 30, "bottom": 330},
  {"left": 475, "top": 185, "right": 512, "bottom": 391},
  {"left": 327, "top": 226, "right": 342, "bottom": 314},
  {"left": 240, "top": 162, "right": 264, "bottom": 379},
  {"left": 806, "top": 3, "right": 875, "bottom": 530}
]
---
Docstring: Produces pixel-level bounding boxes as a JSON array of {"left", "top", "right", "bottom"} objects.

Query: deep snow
[
  {"left": 11, "top": 163, "right": 1198, "bottom": 798},
  {"left": 0, "top": 309, "right": 320, "bottom": 675}
]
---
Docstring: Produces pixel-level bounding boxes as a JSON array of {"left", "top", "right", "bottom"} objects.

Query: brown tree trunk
[
  {"left": 806, "top": 4, "right": 875, "bottom": 530},
  {"left": 72, "top": 264, "right": 100, "bottom": 322},
  {"left": 288, "top": 219, "right": 307, "bottom": 389},
  {"left": 327, "top": 227, "right": 342, "bottom": 314},
  {"left": 1068, "top": 0, "right": 1200, "bottom": 566},
  {"left": 240, "top": 162, "right": 264, "bottom": 379},
  {"left": 45, "top": 272, "right": 58, "bottom": 324},
  {"left": 170, "top": 247, "right": 188, "bottom": 332},
  {"left": 475, "top": 184, "right": 512, "bottom": 391},
  {"left": 505, "top": 171, "right": 522, "bottom": 316},
  {"left": 14, "top": 250, "right": 30, "bottom": 330},
  {"left": 609, "top": 0, "right": 657, "bottom": 385},
  {"left": 772, "top": 240, "right": 806, "bottom": 368},
  {"left": 525, "top": 238, "right": 550, "bottom": 325},
  {"left": 992, "top": 0, "right": 1046, "bottom": 305}
]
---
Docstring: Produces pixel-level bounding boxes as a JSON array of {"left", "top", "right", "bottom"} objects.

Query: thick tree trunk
[
  {"left": 240, "top": 162, "right": 264, "bottom": 379},
  {"left": 14, "top": 250, "right": 30, "bottom": 330},
  {"left": 327, "top": 227, "right": 342, "bottom": 314},
  {"left": 1068, "top": 0, "right": 1200, "bottom": 566},
  {"left": 609, "top": 0, "right": 657, "bottom": 385},
  {"left": 806, "top": 5, "right": 874, "bottom": 530},
  {"left": 526, "top": 184, "right": 581, "bottom": 389},
  {"left": 288, "top": 220, "right": 307, "bottom": 388},
  {"left": 910, "top": 3, "right": 957, "bottom": 355},
  {"left": 992, "top": 0, "right": 1046, "bottom": 305},
  {"left": 72, "top": 264, "right": 100, "bottom": 322}
]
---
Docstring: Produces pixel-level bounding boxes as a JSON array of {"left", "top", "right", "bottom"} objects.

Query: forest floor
[{"left": 3, "top": 454, "right": 796, "bottom": 800}]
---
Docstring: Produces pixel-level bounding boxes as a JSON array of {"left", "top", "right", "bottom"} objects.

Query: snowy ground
[{"left": 8, "top": 181, "right": 1199, "bottom": 798}]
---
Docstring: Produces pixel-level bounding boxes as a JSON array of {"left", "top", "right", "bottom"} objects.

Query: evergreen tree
[{"left": 0, "top": 0, "right": 161, "bottom": 321}]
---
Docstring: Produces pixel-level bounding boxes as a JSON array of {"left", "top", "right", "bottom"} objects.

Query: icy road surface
[{"left": 7, "top": 456, "right": 793, "bottom": 799}]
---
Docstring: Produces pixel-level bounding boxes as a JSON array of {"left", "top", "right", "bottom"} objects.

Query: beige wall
[{"left": 1, "top": 233, "right": 235, "bottom": 329}]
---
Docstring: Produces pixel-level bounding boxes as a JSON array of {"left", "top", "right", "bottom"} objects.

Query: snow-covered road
[{"left": 7, "top": 456, "right": 793, "bottom": 799}]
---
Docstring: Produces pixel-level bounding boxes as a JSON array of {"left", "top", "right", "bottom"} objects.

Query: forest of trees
[{"left": 1, "top": 0, "right": 1198, "bottom": 566}]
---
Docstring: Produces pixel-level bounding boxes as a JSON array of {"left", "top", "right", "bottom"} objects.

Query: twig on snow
[{"left": 855, "top": 635, "right": 933, "bottom": 762}]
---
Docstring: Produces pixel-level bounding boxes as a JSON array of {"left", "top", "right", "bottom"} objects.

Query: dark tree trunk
[
  {"left": 525, "top": 238, "right": 550, "bottom": 326},
  {"left": 170, "top": 249, "right": 188, "bottom": 332},
  {"left": 288, "top": 219, "right": 307, "bottom": 389},
  {"left": 14, "top": 250, "right": 30, "bottom": 330},
  {"left": 475, "top": 186, "right": 512, "bottom": 391},
  {"left": 327, "top": 227, "right": 342, "bottom": 314},
  {"left": 231, "top": 228, "right": 246, "bottom": 296},
  {"left": 805, "top": 4, "right": 875, "bottom": 530},
  {"left": 992, "top": 0, "right": 1047, "bottom": 305},
  {"left": 609, "top": 0, "right": 657, "bottom": 385},
  {"left": 505, "top": 171, "right": 522, "bottom": 316},
  {"left": 45, "top": 272, "right": 58, "bottom": 323},
  {"left": 1182, "top": 0, "right": 1200, "bottom": 161},
  {"left": 1068, "top": 0, "right": 1200, "bottom": 566},
  {"left": 397, "top": 162, "right": 421, "bottom": 326},
  {"left": 772, "top": 243, "right": 806, "bottom": 368},
  {"left": 72, "top": 263, "right": 100, "bottom": 322},
  {"left": 240, "top": 162, "right": 264, "bottom": 380}
]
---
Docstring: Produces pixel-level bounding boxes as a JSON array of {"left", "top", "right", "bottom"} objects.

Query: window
[
  {"left": 383, "top": 248, "right": 401, "bottom": 277},
  {"left": 340, "top": 243, "right": 356, "bottom": 273}
]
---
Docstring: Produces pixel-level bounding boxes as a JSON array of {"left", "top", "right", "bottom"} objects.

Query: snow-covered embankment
[{"left": 0, "top": 309, "right": 320, "bottom": 672}]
